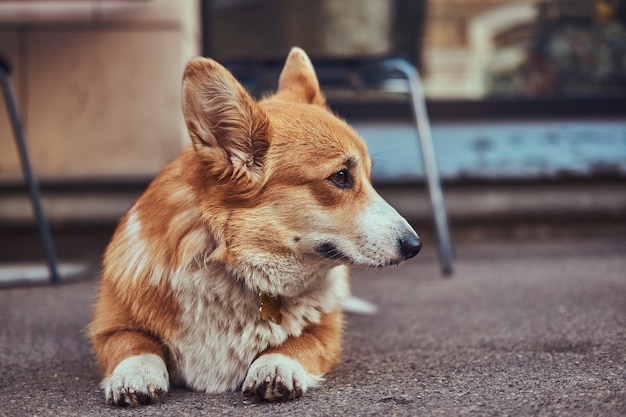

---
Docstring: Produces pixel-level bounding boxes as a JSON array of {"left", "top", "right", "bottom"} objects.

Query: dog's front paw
[
  {"left": 242, "top": 353, "right": 320, "bottom": 402},
  {"left": 102, "top": 353, "right": 169, "bottom": 406}
]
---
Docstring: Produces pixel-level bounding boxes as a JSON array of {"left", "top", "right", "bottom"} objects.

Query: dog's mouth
[
  {"left": 315, "top": 235, "right": 421, "bottom": 268},
  {"left": 315, "top": 242, "right": 349, "bottom": 262},
  {"left": 315, "top": 242, "right": 402, "bottom": 268}
]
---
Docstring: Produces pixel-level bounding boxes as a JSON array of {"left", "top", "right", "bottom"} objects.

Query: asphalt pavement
[{"left": 1, "top": 237, "right": 624, "bottom": 416}]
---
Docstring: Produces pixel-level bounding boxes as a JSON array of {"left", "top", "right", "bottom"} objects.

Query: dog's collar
[{"left": 259, "top": 293, "right": 282, "bottom": 324}]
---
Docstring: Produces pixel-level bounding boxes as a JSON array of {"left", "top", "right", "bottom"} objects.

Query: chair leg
[
  {"left": 378, "top": 59, "right": 454, "bottom": 276},
  {"left": 0, "top": 61, "right": 61, "bottom": 283}
]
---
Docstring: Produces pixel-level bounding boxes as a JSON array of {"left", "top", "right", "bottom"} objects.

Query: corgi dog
[{"left": 90, "top": 47, "right": 421, "bottom": 406}]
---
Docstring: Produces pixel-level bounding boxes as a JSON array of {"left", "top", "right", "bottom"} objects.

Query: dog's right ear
[
  {"left": 277, "top": 47, "right": 325, "bottom": 105},
  {"left": 182, "top": 57, "right": 270, "bottom": 193}
]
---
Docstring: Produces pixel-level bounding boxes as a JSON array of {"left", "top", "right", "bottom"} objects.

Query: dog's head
[{"left": 182, "top": 48, "right": 421, "bottom": 296}]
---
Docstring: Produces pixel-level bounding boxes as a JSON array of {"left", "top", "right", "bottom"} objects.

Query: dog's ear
[
  {"left": 183, "top": 57, "right": 270, "bottom": 193},
  {"left": 276, "top": 47, "right": 325, "bottom": 105}
]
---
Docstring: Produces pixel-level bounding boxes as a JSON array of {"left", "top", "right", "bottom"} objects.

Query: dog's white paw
[
  {"left": 242, "top": 353, "right": 320, "bottom": 402},
  {"left": 102, "top": 353, "right": 169, "bottom": 406}
]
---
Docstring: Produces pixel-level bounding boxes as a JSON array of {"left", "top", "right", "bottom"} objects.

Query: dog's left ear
[
  {"left": 276, "top": 47, "right": 325, "bottom": 105},
  {"left": 182, "top": 57, "right": 270, "bottom": 194}
]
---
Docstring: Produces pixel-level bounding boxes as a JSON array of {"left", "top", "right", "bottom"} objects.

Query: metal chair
[
  {"left": 0, "top": 57, "right": 60, "bottom": 283},
  {"left": 375, "top": 58, "right": 454, "bottom": 275}
]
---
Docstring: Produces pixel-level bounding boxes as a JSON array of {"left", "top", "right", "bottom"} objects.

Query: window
[{"left": 203, "top": 0, "right": 626, "bottom": 120}]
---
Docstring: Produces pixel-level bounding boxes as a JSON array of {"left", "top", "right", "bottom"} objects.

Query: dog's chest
[
  {"left": 166, "top": 265, "right": 348, "bottom": 392},
  {"left": 168, "top": 303, "right": 278, "bottom": 392}
]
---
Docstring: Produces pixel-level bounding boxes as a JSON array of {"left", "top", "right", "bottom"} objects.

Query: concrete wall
[{"left": 0, "top": 0, "right": 200, "bottom": 181}]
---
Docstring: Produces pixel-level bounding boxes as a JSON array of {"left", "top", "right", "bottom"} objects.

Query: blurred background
[{"left": 0, "top": 0, "right": 625, "bottom": 277}]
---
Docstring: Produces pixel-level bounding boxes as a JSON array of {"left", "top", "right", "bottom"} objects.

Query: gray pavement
[{"left": 1, "top": 238, "right": 625, "bottom": 416}]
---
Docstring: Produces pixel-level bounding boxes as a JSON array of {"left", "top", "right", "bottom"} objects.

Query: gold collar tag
[{"left": 259, "top": 293, "right": 282, "bottom": 324}]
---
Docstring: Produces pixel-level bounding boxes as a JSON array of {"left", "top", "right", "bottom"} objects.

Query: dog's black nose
[{"left": 399, "top": 234, "right": 422, "bottom": 260}]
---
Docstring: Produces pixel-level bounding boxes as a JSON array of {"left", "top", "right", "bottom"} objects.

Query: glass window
[
  {"left": 424, "top": 0, "right": 626, "bottom": 100},
  {"left": 203, "top": 0, "right": 626, "bottom": 118}
]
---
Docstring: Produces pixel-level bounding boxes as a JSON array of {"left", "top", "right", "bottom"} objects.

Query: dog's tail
[{"left": 340, "top": 296, "right": 378, "bottom": 315}]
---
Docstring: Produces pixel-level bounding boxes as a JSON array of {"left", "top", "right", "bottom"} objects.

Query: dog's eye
[{"left": 328, "top": 169, "right": 353, "bottom": 189}]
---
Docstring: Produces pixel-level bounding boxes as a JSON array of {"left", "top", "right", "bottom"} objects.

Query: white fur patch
[
  {"left": 102, "top": 354, "right": 169, "bottom": 406},
  {"left": 354, "top": 186, "right": 416, "bottom": 266},
  {"left": 167, "top": 264, "right": 348, "bottom": 394},
  {"left": 114, "top": 209, "right": 151, "bottom": 284},
  {"left": 242, "top": 353, "right": 321, "bottom": 401},
  {"left": 124, "top": 208, "right": 142, "bottom": 237}
]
